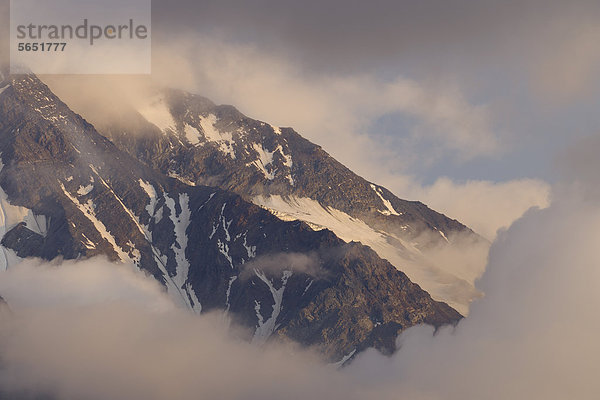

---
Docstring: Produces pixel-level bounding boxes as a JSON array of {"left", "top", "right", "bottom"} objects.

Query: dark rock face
[
  {"left": 95, "top": 89, "right": 489, "bottom": 314},
  {"left": 275, "top": 243, "right": 460, "bottom": 358},
  {"left": 0, "top": 73, "right": 461, "bottom": 362},
  {"left": 99, "top": 89, "right": 470, "bottom": 240}
]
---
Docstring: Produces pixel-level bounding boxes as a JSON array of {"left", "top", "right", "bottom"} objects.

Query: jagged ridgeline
[
  {"left": 97, "top": 87, "right": 489, "bottom": 315},
  {"left": 0, "top": 72, "right": 461, "bottom": 362}
]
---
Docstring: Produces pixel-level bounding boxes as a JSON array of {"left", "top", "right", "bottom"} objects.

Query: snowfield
[{"left": 253, "top": 194, "right": 484, "bottom": 315}]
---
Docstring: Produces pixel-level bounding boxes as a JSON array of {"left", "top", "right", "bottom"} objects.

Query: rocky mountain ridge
[
  {"left": 93, "top": 88, "right": 488, "bottom": 314},
  {"left": 0, "top": 72, "right": 461, "bottom": 361}
]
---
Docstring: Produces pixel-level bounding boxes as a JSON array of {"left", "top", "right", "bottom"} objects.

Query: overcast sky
[
  {"left": 3, "top": 0, "right": 599, "bottom": 184},
  {"left": 1, "top": 0, "right": 598, "bottom": 235},
  {"left": 90, "top": 0, "right": 593, "bottom": 237},
  {"left": 148, "top": 0, "right": 600, "bottom": 186}
]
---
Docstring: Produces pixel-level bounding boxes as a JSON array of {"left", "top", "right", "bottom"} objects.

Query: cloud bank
[
  {"left": 403, "top": 177, "right": 551, "bottom": 240},
  {"left": 0, "top": 167, "right": 599, "bottom": 400},
  {"left": 347, "top": 183, "right": 600, "bottom": 399},
  {"left": 0, "top": 258, "right": 358, "bottom": 400}
]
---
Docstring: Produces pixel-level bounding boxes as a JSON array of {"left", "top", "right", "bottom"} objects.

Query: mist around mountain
[
  {"left": 0, "top": 64, "right": 598, "bottom": 400},
  {"left": 0, "top": 71, "right": 467, "bottom": 366},
  {"left": 43, "top": 78, "right": 491, "bottom": 315}
]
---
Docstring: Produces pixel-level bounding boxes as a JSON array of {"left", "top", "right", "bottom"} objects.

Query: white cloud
[
  {"left": 149, "top": 38, "right": 500, "bottom": 171},
  {"left": 346, "top": 185, "right": 600, "bottom": 399},
  {"left": 239, "top": 252, "right": 325, "bottom": 280},
  {"left": 400, "top": 177, "right": 551, "bottom": 240},
  {"left": 0, "top": 257, "right": 173, "bottom": 311},
  {"left": 0, "top": 258, "right": 360, "bottom": 400},
  {"left": 0, "top": 180, "right": 597, "bottom": 400}
]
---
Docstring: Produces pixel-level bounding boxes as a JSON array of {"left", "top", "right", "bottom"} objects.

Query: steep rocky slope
[
  {"left": 0, "top": 73, "right": 461, "bottom": 361},
  {"left": 93, "top": 89, "right": 488, "bottom": 313}
]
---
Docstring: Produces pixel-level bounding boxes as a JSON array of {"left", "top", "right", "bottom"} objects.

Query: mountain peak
[
  {"left": 0, "top": 72, "right": 462, "bottom": 361},
  {"left": 95, "top": 84, "right": 488, "bottom": 314}
]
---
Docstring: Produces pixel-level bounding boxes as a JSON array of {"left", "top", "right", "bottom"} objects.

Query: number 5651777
[{"left": 17, "top": 43, "right": 66, "bottom": 51}]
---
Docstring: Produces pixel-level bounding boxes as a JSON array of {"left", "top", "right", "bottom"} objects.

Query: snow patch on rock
[
  {"left": 60, "top": 183, "right": 132, "bottom": 263},
  {"left": 77, "top": 184, "right": 94, "bottom": 196},
  {"left": 199, "top": 114, "right": 236, "bottom": 159},
  {"left": 253, "top": 194, "right": 478, "bottom": 315},
  {"left": 252, "top": 269, "right": 292, "bottom": 344},
  {"left": 164, "top": 193, "right": 191, "bottom": 287},
  {"left": 370, "top": 184, "right": 401, "bottom": 216},
  {"left": 184, "top": 124, "right": 202, "bottom": 145},
  {"left": 137, "top": 95, "right": 176, "bottom": 132}
]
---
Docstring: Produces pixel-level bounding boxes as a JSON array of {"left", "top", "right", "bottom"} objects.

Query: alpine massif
[{"left": 0, "top": 71, "right": 476, "bottom": 362}]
